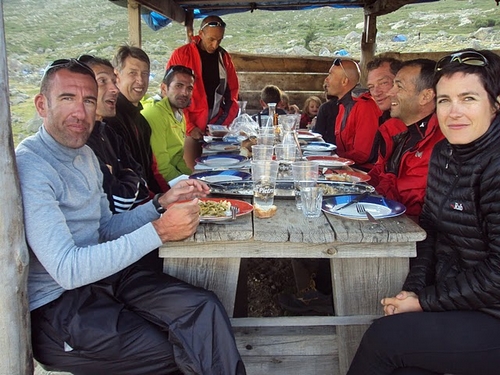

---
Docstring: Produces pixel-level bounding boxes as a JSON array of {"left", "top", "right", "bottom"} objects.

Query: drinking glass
[
  {"left": 291, "top": 161, "right": 319, "bottom": 209},
  {"left": 251, "top": 145, "right": 274, "bottom": 161},
  {"left": 251, "top": 160, "right": 279, "bottom": 211},
  {"left": 300, "top": 186, "right": 323, "bottom": 218}
]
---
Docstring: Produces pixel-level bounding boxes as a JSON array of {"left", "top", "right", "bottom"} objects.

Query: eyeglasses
[
  {"left": 77, "top": 54, "right": 95, "bottom": 64},
  {"left": 333, "top": 58, "right": 349, "bottom": 79},
  {"left": 43, "top": 58, "right": 95, "bottom": 78},
  {"left": 200, "top": 21, "right": 226, "bottom": 31},
  {"left": 163, "top": 65, "right": 195, "bottom": 82},
  {"left": 435, "top": 51, "right": 488, "bottom": 72}
]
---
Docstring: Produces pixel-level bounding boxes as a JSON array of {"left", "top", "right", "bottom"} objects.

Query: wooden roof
[{"left": 110, "top": 0, "right": 443, "bottom": 25}]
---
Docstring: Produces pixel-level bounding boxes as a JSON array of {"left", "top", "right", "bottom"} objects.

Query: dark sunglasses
[
  {"left": 333, "top": 58, "right": 349, "bottom": 78},
  {"left": 43, "top": 58, "right": 95, "bottom": 78},
  {"left": 200, "top": 21, "right": 226, "bottom": 31},
  {"left": 77, "top": 54, "right": 95, "bottom": 64},
  {"left": 435, "top": 51, "right": 488, "bottom": 72},
  {"left": 163, "top": 65, "right": 195, "bottom": 81}
]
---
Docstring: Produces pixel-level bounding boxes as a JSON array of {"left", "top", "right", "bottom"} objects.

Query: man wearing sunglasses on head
[
  {"left": 320, "top": 58, "right": 381, "bottom": 171},
  {"left": 142, "top": 65, "right": 195, "bottom": 184},
  {"left": 167, "top": 15, "right": 239, "bottom": 169},
  {"left": 16, "top": 58, "right": 245, "bottom": 375}
]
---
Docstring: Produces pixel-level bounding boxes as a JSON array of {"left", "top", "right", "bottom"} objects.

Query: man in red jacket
[
  {"left": 167, "top": 16, "right": 239, "bottom": 169},
  {"left": 322, "top": 58, "right": 380, "bottom": 171},
  {"left": 373, "top": 59, "right": 445, "bottom": 220},
  {"left": 366, "top": 56, "right": 406, "bottom": 186}
]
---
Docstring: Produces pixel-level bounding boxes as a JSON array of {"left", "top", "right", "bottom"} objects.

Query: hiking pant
[
  {"left": 347, "top": 310, "right": 500, "bottom": 375},
  {"left": 31, "top": 265, "right": 246, "bottom": 375}
]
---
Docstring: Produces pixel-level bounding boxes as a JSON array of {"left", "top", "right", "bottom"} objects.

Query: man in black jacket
[
  {"left": 105, "top": 45, "right": 169, "bottom": 194},
  {"left": 84, "top": 56, "right": 150, "bottom": 213}
]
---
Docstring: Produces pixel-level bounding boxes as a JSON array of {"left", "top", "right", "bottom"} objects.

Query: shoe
[{"left": 278, "top": 278, "right": 334, "bottom": 315}]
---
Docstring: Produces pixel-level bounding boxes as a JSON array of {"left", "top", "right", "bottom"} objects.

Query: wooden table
[{"left": 159, "top": 198, "right": 426, "bottom": 375}]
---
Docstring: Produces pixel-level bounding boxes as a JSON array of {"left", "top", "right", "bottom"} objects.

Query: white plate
[
  {"left": 301, "top": 142, "right": 337, "bottom": 152},
  {"left": 322, "top": 195, "right": 406, "bottom": 220},
  {"left": 201, "top": 175, "right": 244, "bottom": 183},
  {"left": 204, "top": 157, "right": 241, "bottom": 167}
]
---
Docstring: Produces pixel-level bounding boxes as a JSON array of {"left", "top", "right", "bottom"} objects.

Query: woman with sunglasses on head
[{"left": 347, "top": 49, "right": 500, "bottom": 375}]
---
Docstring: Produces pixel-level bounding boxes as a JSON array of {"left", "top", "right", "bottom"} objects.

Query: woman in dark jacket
[{"left": 347, "top": 49, "right": 500, "bottom": 375}]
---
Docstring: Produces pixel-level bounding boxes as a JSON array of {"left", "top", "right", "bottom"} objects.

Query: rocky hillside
[{"left": 3, "top": 0, "right": 500, "bottom": 141}]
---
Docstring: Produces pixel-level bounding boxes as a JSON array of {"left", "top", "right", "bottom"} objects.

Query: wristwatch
[{"left": 152, "top": 193, "right": 166, "bottom": 214}]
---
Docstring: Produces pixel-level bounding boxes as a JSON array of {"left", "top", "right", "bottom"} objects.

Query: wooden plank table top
[{"left": 159, "top": 198, "right": 426, "bottom": 258}]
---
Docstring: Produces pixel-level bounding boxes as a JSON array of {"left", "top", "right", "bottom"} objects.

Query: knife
[{"left": 335, "top": 192, "right": 370, "bottom": 211}]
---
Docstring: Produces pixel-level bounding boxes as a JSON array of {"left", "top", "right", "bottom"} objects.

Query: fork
[
  {"left": 230, "top": 205, "right": 239, "bottom": 220},
  {"left": 356, "top": 203, "right": 376, "bottom": 222}
]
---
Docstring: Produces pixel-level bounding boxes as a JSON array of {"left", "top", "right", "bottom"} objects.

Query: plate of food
[
  {"left": 207, "top": 180, "right": 375, "bottom": 198},
  {"left": 322, "top": 195, "right": 406, "bottom": 220},
  {"left": 202, "top": 141, "right": 240, "bottom": 153},
  {"left": 324, "top": 170, "right": 371, "bottom": 183},
  {"left": 306, "top": 155, "right": 355, "bottom": 168},
  {"left": 198, "top": 198, "right": 253, "bottom": 222},
  {"left": 301, "top": 142, "right": 337, "bottom": 153},
  {"left": 195, "top": 154, "right": 247, "bottom": 168},
  {"left": 190, "top": 170, "right": 252, "bottom": 183}
]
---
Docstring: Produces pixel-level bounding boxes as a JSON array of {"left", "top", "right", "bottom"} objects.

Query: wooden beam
[
  {"left": 0, "top": 1, "right": 33, "bottom": 373},
  {"left": 136, "top": 0, "right": 187, "bottom": 24},
  {"left": 128, "top": 0, "right": 142, "bottom": 47},
  {"left": 364, "top": 0, "right": 414, "bottom": 16},
  {"left": 359, "top": 13, "right": 377, "bottom": 85}
]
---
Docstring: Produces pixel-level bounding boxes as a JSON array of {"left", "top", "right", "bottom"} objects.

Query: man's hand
[
  {"left": 381, "top": 291, "right": 423, "bottom": 316},
  {"left": 190, "top": 127, "right": 205, "bottom": 141},
  {"left": 152, "top": 199, "right": 200, "bottom": 242},
  {"left": 158, "top": 179, "right": 210, "bottom": 208}
]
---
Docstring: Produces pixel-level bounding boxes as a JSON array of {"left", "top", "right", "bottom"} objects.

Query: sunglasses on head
[
  {"left": 200, "top": 21, "right": 226, "bottom": 31},
  {"left": 333, "top": 58, "right": 349, "bottom": 79},
  {"left": 435, "top": 51, "right": 488, "bottom": 72},
  {"left": 163, "top": 65, "right": 195, "bottom": 81},
  {"left": 77, "top": 54, "right": 95, "bottom": 64},
  {"left": 43, "top": 58, "right": 95, "bottom": 78}
]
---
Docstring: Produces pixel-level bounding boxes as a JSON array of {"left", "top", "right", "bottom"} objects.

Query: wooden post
[
  {"left": 128, "top": 0, "right": 142, "bottom": 47},
  {"left": 360, "top": 13, "right": 377, "bottom": 86},
  {"left": 185, "top": 9, "right": 194, "bottom": 43},
  {"left": 0, "top": 0, "right": 33, "bottom": 373}
]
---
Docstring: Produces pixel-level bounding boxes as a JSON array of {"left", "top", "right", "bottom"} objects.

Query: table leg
[
  {"left": 330, "top": 257, "right": 409, "bottom": 375},
  {"left": 163, "top": 258, "right": 241, "bottom": 316}
]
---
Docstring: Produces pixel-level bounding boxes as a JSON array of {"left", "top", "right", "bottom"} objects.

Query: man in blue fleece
[{"left": 16, "top": 59, "right": 246, "bottom": 375}]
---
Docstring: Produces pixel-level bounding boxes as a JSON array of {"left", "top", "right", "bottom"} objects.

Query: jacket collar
[{"left": 450, "top": 113, "right": 500, "bottom": 160}]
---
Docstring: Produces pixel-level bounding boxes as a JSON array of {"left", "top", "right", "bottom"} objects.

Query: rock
[
  {"left": 474, "top": 27, "right": 495, "bottom": 40},
  {"left": 345, "top": 31, "right": 361, "bottom": 41},
  {"left": 318, "top": 47, "right": 331, "bottom": 56}
]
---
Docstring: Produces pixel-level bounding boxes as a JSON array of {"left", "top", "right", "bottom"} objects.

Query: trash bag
[{"left": 226, "top": 113, "right": 259, "bottom": 141}]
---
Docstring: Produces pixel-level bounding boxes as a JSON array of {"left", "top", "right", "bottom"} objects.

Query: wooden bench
[{"left": 231, "top": 53, "right": 333, "bottom": 113}]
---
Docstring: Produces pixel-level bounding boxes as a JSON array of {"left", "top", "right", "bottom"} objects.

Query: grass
[{"left": 3, "top": 0, "right": 500, "bottom": 144}]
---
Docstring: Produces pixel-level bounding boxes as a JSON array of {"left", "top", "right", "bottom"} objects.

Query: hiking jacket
[
  {"left": 333, "top": 91, "right": 380, "bottom": 170},
  {"left": 368, "top": 117, "right": 408, "bottom": 187},
  {"left": 167, "top": 36, "right": 239, "bottom": 135},
  {"left": 374, "top": 113, "right": 444, "bottom": 217},
  {"left": 141, "top": 97, "right": 192, "bottom": 183},
  {"left": 86, "top": 121, "right": 150, "bottom": 213},
  {"left": 313, "top": 98, "right": 338, "bottom": 144},
  {"left": 403, "top": 113, "right": 500, "bottom": 319},
  {"left": 104, "top": 93, "right": 168, "bottom": 194}
]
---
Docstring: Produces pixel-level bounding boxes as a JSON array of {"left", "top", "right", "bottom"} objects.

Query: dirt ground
[{"left": 245, "top": 258, "right": 297, "bottom": 317}]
